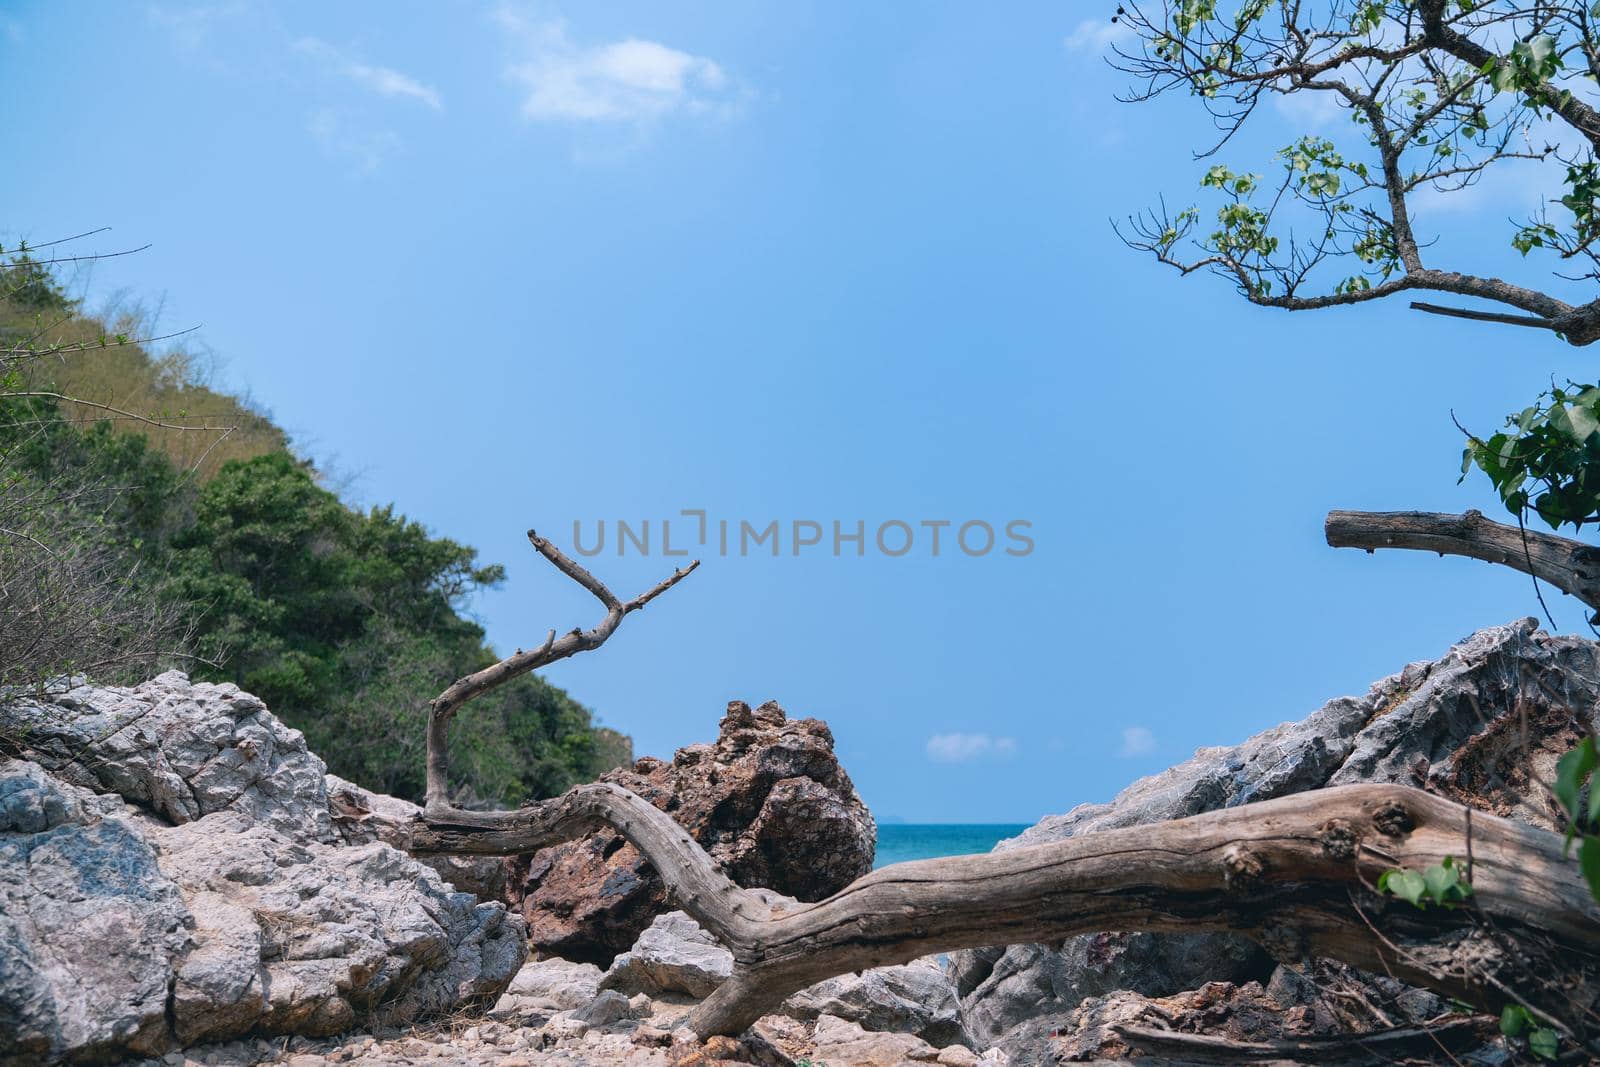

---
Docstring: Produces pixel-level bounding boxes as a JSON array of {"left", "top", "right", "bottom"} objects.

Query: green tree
[{"left": 1, "top": 247, "right": 627, "bottom": 804}]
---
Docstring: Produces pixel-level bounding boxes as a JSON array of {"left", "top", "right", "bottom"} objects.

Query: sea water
[{"left": 873, "top": 824, "right": 1031, "bottom": 868}]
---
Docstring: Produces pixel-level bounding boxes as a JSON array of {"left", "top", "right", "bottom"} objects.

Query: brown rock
[{"left": 508, "top": 700, "right": 875, "bottom": 963}]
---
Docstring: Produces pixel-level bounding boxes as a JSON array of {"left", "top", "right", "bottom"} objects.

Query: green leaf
[
  {"left": 1501, "top": 1004, "right": 1529, "bottom": 1037},
  {"left": 1529, "top": 1026, "right": 1559, "bottom": 1060},
  {"left": 1383, "top": 868, "right": 1427, "bottom": 907},
  {"left": 1556, "top": 739, "right": 1597, "bottom": 824},
  {"left": 1423, "top": 861, "right": 1458, "bottom": 902},
  {"left": 1581, "top": 836, "right": 1600, "bottom": 905}
]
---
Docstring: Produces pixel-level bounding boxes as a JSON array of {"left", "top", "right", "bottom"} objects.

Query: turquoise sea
[{"left": 874, "top": 824, "right": 1031, "bottom": 868}]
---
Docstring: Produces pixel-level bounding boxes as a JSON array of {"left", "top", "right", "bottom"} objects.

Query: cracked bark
[
  {"left": 412, "top": 525, "right": 1599, "bottom": 1045},
  {"left": 411, "top": 780, "right": 1600, "bottom": 1041}
]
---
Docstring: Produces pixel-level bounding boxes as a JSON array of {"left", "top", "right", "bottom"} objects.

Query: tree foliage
[{"left": 1115, "top": 0, "right": 1600, "bottom": 343}]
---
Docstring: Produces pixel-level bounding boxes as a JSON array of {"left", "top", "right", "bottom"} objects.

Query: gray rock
[
  {"left": 783, "top": 956, "right": 970, "bottom": 1048},
  {"left": 809, "top": 1014, "right": 942, "bottom": 1065},
  {"left": 953, "top": 619, "right": 1600, "bottom": 1048},
  {"left": 505, "top": 956, "right": 605, "bottom": 1010},
  {"left": 325, "top": 772, "right": 506, "bottom": 900},
  {"left": 0, "top": 673, "right": 529, "bottom": 1063},
  {"left": 0, "top": 671, "right": 334, "bottom": 841},
  {"left": 599, "top": 911, "right": 733, "bottom": 998},
  {"left": 573, "top": 989, "right": 640, "bottom": 1027},
  {"left": 0, "top": 772, "right": 188, "bottom": 1064}
]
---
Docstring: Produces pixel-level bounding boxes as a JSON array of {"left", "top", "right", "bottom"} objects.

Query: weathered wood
[
  {"left": 413, "top": 780, "right": 1600, "bottom": 1041},
  {"left": 1112, "top": 1017, "right": 1493, "bottom": 1064},
  {"left": 423, "top": 530, "right": 696, "bottom": 818},
  {"left": 1325, "top": 508, "right": 1600, "bottom": 612}
]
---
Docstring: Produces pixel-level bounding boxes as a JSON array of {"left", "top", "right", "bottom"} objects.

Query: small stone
[
  {"left": 287, "top": 1056, "right": 326, "bottom": 1067},
  {"left": 938, "top": 1047, "right": 981, "bottom": 1067},
  {"left": 574, "top": 989, "right": 635, "bottom": 1027},
  {"left": 632, "top": 1026, "right": 673, "bottom": 1048}
]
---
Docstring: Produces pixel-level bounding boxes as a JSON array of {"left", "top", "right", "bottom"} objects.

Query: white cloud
[
  {"left": 1064, "top": 17, "right": 1133, "bottom": 55},
  {"left": 307, "top": 109, "right": 401, "bottom": 174},
  {"left": 296, "top": 38, "right": 443, "bottom": 111},
  {"left": 1272, "top": 90, "right": 1347, "bottom": 129},
  {"left": 498, "top": 11, "right": 742, "bottom": 123},
  {"left": 926, "top": 733, "right": 1017, "bottom": 764},
  {"left": 1119, "top": 726, "right": 1156, "bottom": 757}
]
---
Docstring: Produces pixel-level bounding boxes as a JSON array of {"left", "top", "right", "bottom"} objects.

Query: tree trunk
[{"left": 411, "top": 780, "right": 1600, "bottom": 1043}]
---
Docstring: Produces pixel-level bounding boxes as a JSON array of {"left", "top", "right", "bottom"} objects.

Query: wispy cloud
[
  {"left": 926, "top": 732, "right": 1017, "bottom": 764},
  {"left": 307, "top": 109, "right": 401, "bottom": 175},
  {"left": 1119, "top": 726, "right": 1156, "bottom": 757},
  {"left": 295, "top": 37, "right": 443, "bottom": 111},
  {"left": 146, "top": 2, "right": 247, "bottom": 52},
  {"left": 498, "top": 10, "right": 743, "bottom": 123},
  {"left": 1064, "top": 17, "right": 1133, "bottom": 55}
]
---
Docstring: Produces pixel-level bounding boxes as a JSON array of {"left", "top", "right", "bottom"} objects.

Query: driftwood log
[
  {"left": 412, "top": 779, "right": 1600, "bottom": 1040},
  {"left": 413, "top": 530, "right": 1600, "bottom": 1045}
]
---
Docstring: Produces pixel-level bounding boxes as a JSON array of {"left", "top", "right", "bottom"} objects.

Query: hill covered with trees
[{"left": 0, "top": 248, "right": 629, "bottom": 805}]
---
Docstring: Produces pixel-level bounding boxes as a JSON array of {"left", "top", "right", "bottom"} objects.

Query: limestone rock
[
  {"left": 0, "top": 673, "right": 528, "bottom": 1064},
  {"left": 325, "top": 772, "right": 505, "bottom": 901},
  {"left": 0, "top": 670, "right": 334, "bottom": 841},
  {"left": 953, "top": 619, "right": 1599, "bottom": 1052},
  {"left": 505, "top": 956, "right": 605, "bottom": 1010},
  {"left": 809, "top": 1014, "right": 943, "bottom": 1065},
  {"left": 0, "top": 765, "right": 188, "bottom": 1064},
  {"left": 783, "top": 956, "right": 970, "bottom": 1048},
  {"left": 599, "top": 911, "right": 733, "bottom": 999},
  {"left": 509, "top": 699, "right": 875, "bottom": 963}
]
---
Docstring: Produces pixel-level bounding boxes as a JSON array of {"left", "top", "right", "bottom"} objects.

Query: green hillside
[{"left": 0, "top": 252, "right": 630, "bottom": 805}]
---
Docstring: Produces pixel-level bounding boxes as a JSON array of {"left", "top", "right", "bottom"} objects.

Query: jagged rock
[
  {"left": 953, "top": 619, "right": 1598, "bottom": 1055},
  {"left": 0, "top": 764, "right": 188, "bottom": 1064},
  {"left": 509, "top": 699, "right": 875, "bottom": 963},
  {"left": 600, "top": 911, "right": 734, "bottom": 998},
  {"left": 325, "top": 772, "right": 505, "bottom": 901},
  {"left": 0, "top": 673, "right": 526, "bottom": 1063},
  {"left": 0, "top": 670, "right": 334, "bottom": 841},
  {"left": 782, "top": 956, "right": 971, "bottom": 1048}
]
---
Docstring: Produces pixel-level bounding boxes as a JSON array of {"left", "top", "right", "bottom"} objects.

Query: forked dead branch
[{"left": 414, "top": 533, "right": 1600, "bottom": 1044}]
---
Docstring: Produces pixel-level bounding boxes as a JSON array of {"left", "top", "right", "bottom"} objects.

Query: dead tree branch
[
  {"left": 423, "top": 530, "right": 698, "bottom": 818},
  {"left": 1324, "top": 509, "right": 1600, "bottom": 612},
  {"left": 412, "top": 780, "right": 1600, "bottom": 1041}
]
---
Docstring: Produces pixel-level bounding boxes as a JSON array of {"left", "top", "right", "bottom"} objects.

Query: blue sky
[{"left": 3, "top": 2, "right": 1593, "bottom": 822}]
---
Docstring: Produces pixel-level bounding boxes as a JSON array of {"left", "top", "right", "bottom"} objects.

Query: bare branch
[
  {"left": 423, "top": 533, "right": 698, "bottom": 815},
  {"left": 1409, "top": 301, "right": 1559, "bottom": 330}
]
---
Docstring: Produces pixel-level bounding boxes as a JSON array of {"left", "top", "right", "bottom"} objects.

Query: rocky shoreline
[{"left": 2, "top": 618, "right": 1593, "bottom": 1064}]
